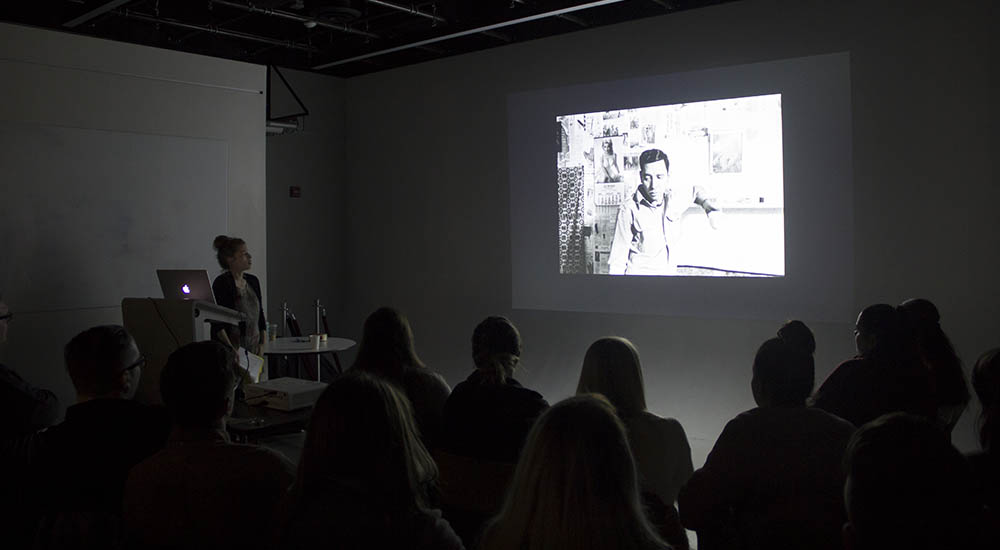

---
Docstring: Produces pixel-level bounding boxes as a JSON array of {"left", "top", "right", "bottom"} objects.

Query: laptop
[{"left": 156, "top": 269, "right": 215, "bottom": 302}]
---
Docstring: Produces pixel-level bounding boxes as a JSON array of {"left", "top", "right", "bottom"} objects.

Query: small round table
[{"left": 261, "top": 336, "right": 356, "bottom": 381}]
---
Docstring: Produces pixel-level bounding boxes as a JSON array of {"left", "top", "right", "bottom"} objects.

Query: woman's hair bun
[{"left": 213, "top": 235, "right": 230, "bottom": 251}]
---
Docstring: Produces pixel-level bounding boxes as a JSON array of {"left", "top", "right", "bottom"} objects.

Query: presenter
[{"left": 211, "top": 235, "right": 265, "bottom": 355}]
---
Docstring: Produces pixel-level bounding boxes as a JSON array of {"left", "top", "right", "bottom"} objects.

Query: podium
[{"left": 122, "top": 298, "right": 242, "bottom": 405}]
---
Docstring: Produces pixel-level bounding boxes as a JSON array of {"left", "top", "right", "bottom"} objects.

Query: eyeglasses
[
  {"left": 122, "top": 356, "right": 146, "bottom": 372},
  {"left": 0, "top": 312, "right": 12, "bottom": 322}
]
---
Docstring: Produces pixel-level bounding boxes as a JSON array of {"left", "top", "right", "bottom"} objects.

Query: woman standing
[{"left": 211, "top": 235, "right": 265, "bottom": 355}]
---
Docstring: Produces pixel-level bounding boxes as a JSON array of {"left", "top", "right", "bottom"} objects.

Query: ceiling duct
[{"left": 307, "top": 0, "right": 363, "bottom": 23}]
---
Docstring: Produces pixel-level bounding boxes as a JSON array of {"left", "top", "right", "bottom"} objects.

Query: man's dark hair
[
  {"left": 471, "top": 316, "right": 522, "bottom": 384},
  {"left": 777, "top": 320, "right": 816, "bottom": 356},
  {"left": 638, "top": 149, "right": 669, "bottom": 179},
  {"left": 64, "top": 325, "right": 135, "bottom": 396},
  {"left": 752, "top": 337, "right": 814, "bottom": 406},
  {"left": 160, "top": 340, "right": 236, "bottom": 428},
  {"left": 844, "top": 413, "right": 978, "bottom": 550}
]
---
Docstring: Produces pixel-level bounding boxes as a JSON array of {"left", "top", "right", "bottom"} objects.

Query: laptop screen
[{"left": 156, "top": 269, "right": 215, "bottom": 303}]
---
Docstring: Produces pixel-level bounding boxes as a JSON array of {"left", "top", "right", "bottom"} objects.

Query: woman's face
[{"left": 228, "top": 244, "right": 252, "bottom": 273}]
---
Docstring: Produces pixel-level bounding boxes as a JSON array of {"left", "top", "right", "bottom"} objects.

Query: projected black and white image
[
  {"left": 556, "top": 93, "right": 784, "bottom": 277},
  {"left": 595, "top": 136, "right": 625, "bottom": 183},
  {"left": 711, "top": 131, "right": 743, "bottom": 174}
]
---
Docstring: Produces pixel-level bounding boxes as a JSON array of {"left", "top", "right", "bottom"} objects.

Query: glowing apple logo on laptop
[{"left": 182, "top": 284, "right": 191, "bottom": 295}]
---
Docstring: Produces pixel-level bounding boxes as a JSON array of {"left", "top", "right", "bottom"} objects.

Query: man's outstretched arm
[{"left": 693, "top": 187, "right": 723, "bottom": 230}]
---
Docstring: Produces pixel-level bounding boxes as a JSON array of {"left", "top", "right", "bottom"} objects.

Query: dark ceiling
[{"left": 0, "top": 1, "right": 736, "bottom": 78}]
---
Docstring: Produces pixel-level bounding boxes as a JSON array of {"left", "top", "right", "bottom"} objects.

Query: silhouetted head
[
  {"left": 160, "top": 340, "right": 237, "bottom": 429},
  {"left": 899, "top": 298, "right": 969, "bottom": 409},
  {"left": 295, "top": 372, "right": 436, "bottom": 511},
  {"left": 213, "top": 235, "right": 250, "bottom": 272},
  {"left": 471, "top": 316, "right": 522, "bottom": 384},
  {"left": 854, "top": 304, "right": 911, "bottom": 361},
  {"left": 576, "top": 337, "right": 647, "bottom": 417},
  {"left": 777, "top": 320, "right": 816, "bottom": 356},
  {"left": 843, "top": 413, "right": 977, "bottom": 550},
  {"left": 751, "top": 337, "right": 815, "bottom": 407},
  {"left": 352, "top": 307, "right": 424, "bottom": 382},
  {"left": 898, "top": 297, "right": 939, "bottom": 323},
  {"left": 971, "top": 348, "right": 1000, "bottom": 452},
  {"left": 638, "top": 148, "right": 669, "bottom": 205},
  {"left": 481, "top": 394, "right": 663, "bottom": 550},
  {"left": 64, "top": 325, "right": 143, "bottom": 401}
]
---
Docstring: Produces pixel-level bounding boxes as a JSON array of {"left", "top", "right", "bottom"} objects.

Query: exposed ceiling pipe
[
  {"left": 649, "top": 0, "right": 677, "bottom": 9},
  {"left": 313, "top": 0, "right": 625, "bottom": 70},
  {"left": 481, "top": 30, "right": 513, "bottom": 43},
  {"left": 114, "top": 9, "right": 320, "bottom": 52},
  {"left": 366, "top": 0, "right": 447, "bottom": 25},
  {"left": 210, "top": 0, "right": 380, "bottom": 40},
  {"left": 558, "top": 13, "right": 589, "bottom": 27},
  {"left": 63, "top": 0, "right": 133, "bottom": 28}
]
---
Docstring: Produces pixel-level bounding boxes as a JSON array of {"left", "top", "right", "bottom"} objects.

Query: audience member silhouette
[
  {"left": 811, "top": 304, "right": 934, "bottom": 427},
  {"left": 351, "top": 306, "right": 451, "bottom": 448},
  {"left": 842, "top": 413, "right": 981, "bottom": 550},
  {"left": 442, "top": 316, "right": 548, "bottom": 463},
  {"left": 123, "top": 341, "right": 295, "bottom": 550},
  {"left": 576, "top": 336, "right": 693, "bottom": 549},
  {"left": 776, "top": 319, "right": 816, "bottom": 356},
  {"left": 480, "top": 394, "right": 669, "bottom": 550},
  {"left": 969, "top": 348, "right": 1000, "bottom": 510},
  {"left": 23, "top": 325, "right": 170, "bottom": 548},
  {"left": 274, "top": 372, "right": 463, "bottom": 550},
  {"left": 898, "top": 298, "right": 970, "bottom": 435},
  {"left": 0, "top": 294, "right": 60, "bottom": 436},
  {"left": 679, "top": 331, "right": 855, "bottom": 550}
]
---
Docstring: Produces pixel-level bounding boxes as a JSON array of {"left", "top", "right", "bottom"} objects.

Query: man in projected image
[{"left": 608, "top": 148, "right": 720, "bottom": 275}]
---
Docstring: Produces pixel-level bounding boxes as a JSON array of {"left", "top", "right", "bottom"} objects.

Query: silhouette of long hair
[
  {"left": 471, "top": 316, "right": 522, "bottom": 385},
  {"left": 481, "top": 395, "right": 665, "bottom": 550},
  {"left": 352, "top": 307, "right": 425, "bottom": 382},
  {"left": 972, "top": 348, "right": 1000, "bottom": 452},
  {"left": 292, "top": 372, "right": 437, "bottom": 512},
  {"left": 576, "top": 337, "right": 647, "bottom": 418},
  {"left": 899, "top": 298, "right": 970, "bottom": 408},
  {"left": 856, "top": 304, "right": 920, "bottom": 368}
]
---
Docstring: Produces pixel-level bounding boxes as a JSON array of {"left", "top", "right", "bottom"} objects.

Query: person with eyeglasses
[
  {"left": 0, "top": 294, "right": 60, "bottom": 437},
  {"left": 13, "top": 325, "right": 170, "bottom": 547}
]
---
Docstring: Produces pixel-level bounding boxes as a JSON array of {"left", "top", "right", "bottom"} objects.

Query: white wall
[
  {"left": 0, "top": 23, "right": 266, "bottom": 415},
  {"left": 266, "top": 68, "right": 349, "bottom": 339},
  {"left": 331, "top": 0, "right": 997, "bottom": 463}
]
